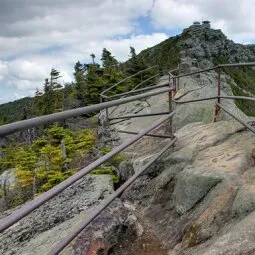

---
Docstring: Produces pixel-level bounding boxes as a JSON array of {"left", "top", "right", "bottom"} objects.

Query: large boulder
[
  {"left": 118, "top": 119, "right": 255, "bottom": 255},
  {"left": 0, "top": 175, "right": 114, "bottom": 255},
  {"left": 173, "top": 169, "right": 222, "bottom": 214}
]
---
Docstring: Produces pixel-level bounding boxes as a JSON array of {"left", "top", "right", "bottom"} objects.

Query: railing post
[
  {"left": 217, "top": 68, "right": 221, "bottom": 104},
  {"left": 105, "top": 107, "right": 109, "bottom": 121},
  {"left": 168, "top": 83, "right": 173, "bottom": 139},
  {"left": 173, "top": 77, "right": 176, "bottom": 96},
  {"left": 177, "top": 66, "right": 180, "bottom": 90},
  {"left": 100, "top": 96, "right": 109, "bottom": 122},
  {"left": 213, "top": 68, "right": 221, "bottom": 122}
]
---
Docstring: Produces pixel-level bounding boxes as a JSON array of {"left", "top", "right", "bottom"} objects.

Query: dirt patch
[
  {"left": 109, "top": 208, "right": 168, "bottom": 255},
  {"left": 109, "top": 229, "right": 168, "bottom": 255}
]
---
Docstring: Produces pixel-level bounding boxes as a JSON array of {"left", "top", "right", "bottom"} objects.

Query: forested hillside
[
  {"left": 1, "top": 24, "right": 255, "bottom": 212},
  {"left": 0, "top": 47, "right": 155, "bottom": 125},
  {"left": 0, "top": 46, "right": 152, "bottom": 211},
  {"left": 0, "top": 97, "right": 34, "bottom": 125}
]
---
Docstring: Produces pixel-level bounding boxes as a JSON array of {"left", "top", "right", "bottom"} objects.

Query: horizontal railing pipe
[
  {"left": 173, "top": 95, "right": 255, "bottom": 105},
  {"left": 100, "top": 65, "right": 158, "bottom": 97},
  {"left": 175, "top": 62, "right": 255, "bottom": 79},
  {"left": 130, "top": 73, "right": 160, "bottom": 92},
  {"left": 106, "top": 82, "right": 169, "bottom": 100},
  {"left": 109, "top": 119, "right": 128, "bottom": 125},
  {"left": 218, "top": 95, "right": 255, "bottom": 102},
  {"left": 117, "top": 130, "right": 173, "bottom": 139},
  {"left": 109, "top": 111, "right": 170, "bottom": 120},
  {"left": 50, "top": 136, "right": 177, "bottom": 255},
  {"left": 0, "top": 111, "right": 175, "bottom": 233},
  {"left": 173, "top": 96, "right": 218, "bottom": 104},
  {"left": 0, "top": 87, "right": 172, "bottom": 137},
  {"left": 176, "top": 67, "right": 218, "bottom": 78},
  {"left": 217, "top": 103, "right": 255, "bottom": 134},
  {"left": 219, "top": 62, "right": 255, "bottom": 68}
]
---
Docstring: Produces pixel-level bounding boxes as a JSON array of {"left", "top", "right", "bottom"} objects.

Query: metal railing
[
  {"left": 171, "top": 62, "right": 255, "bottom": 130},
  {"left": 100, "top": 65, "right": 160, "bottom": 101},
  {"left": 100, "top": 65, "right": 162, "bottom": 120},
  {"left": 0, "top": 67, "right": 176, "bottom": 255},
  {"left": 1, "top": 62, "right": 255, "bottom": 255},
  {"left": 0, "top": 87, "right": 171, "bottom": 136}
]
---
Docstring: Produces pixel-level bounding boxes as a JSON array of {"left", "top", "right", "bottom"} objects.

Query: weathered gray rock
[
  {"left": 73, "top": 199, "right": 131, "bottom": 255},
  {"left": 173, "top": 169, "right": 222, "bottom": 214},
  {"left": 119, "top": 160, "right": 134, "bottom": 181},
  {"left": 0, "top": 175, "right": 114, "bottom": 255},
  {"left": 232, "top": 183, "right": 255, "bottom": 217},
  {"left": 119, "top": 120, "right": 255, "bottom": 255},
  {"left": 179, "top": 25, "right": 255, "bottom": 69},
  {"left": 185, "top": 210, "right": 255, "bottom": 255},
  {"left": 121, "top": 175, "right": 154, "bottom": 206},
  {"left": 0, "top": 170, "right": 16, "bottom": 212}
]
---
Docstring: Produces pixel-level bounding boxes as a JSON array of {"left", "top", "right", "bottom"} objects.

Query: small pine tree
[
  {"left": 101, "top": 48, "right": 118, "bottom": 69},
  {"left": 73, "top": 61, "right": 87, "bottom": 105}
]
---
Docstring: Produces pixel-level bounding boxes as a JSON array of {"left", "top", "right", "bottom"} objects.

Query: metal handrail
[
  {"left": 0, "top": 87, "right": 172, "bottom": 136},
  {"left": 50, "top": 136, "right": 177, "bottom": 255},
  {"left": 174, "top": 62, "right": 255, "bottom": 79},
  {"left": 105, "top": 82, "right": 169, "bottom": 100},
  {"left": 129, "top": 73, "right": 160, "bottom": 92},
  {"left": 0, "top": 111, "right": 175, "bottom": 233},
  {"left": 50, "top": 62, "right": 254, "bottom": 253},
  {"left": 100, "top": 65, "right": 159, "bottom": 99},
  {"left": 1, "top": 61, "right": 255, "bottom": 255},
  {"left": 173, "top": 95, "right": 255, "bottom": 104},
  {"left": 217, "top": 103, "right": 255, "bottom": 134}
]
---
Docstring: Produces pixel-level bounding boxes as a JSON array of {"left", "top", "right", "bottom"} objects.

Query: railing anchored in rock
[
  {"left": 170, "top": 62, "right": 255, "bottom": 133},
  {"left": 0, "top": 62, "right": 255, "bottom": 254},
  {"left": 0, "top": 67, "right": 176, "bottom": 255}
]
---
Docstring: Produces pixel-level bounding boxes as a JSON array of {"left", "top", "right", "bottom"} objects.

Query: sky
[{"left": 0, "top": 0, "right": 255, "bottom": 104}]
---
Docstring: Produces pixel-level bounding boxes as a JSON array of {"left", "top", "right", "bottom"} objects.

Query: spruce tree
[
  {"left": 73, "top": 61, "right": 87, "bottom": 105},
  {"left": 101, "top": 48, "right": 118, "bottom": 69}
]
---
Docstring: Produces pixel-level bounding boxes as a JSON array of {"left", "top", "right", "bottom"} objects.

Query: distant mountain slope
[
  {"left": 137, "top": 35, "right": 181, "bottom": 71},
  {"left": 1, "top": 23, "right": 255, "bottom": 124},
  {"left": 0, "top": 97, "right": 34, "bottom": 124},
  {"left": 135, "top": 23, "right": 255, "bottom": 115}
]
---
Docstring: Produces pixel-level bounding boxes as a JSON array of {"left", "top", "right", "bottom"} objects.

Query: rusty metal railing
[
  {"left": 0, "top": 87, "right": 171, "bottom": 137},
  {"left": 100, "top": 65, "right": 162, "bottom": 120},
  {"left": 51, "top": 134, "right": 177, "bottom": 255},
  {"left": 50, "top": 62, "right": 255, "bottom": 253},
  {"left": 1, "top": 61, "right": 255, "bottom": 255},
  {"left": 171, "top": 62, "right": 255, "bottom": 131},
  {"left": 100, "top": 65, "right": 160, "bottom": 101},
  {"left": 0, "top": 70, "right": 176, "bottom": 255}
]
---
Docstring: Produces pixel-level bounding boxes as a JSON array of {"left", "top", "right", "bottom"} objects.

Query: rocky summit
[{"left": 1, "top": 22, "right": 255, "bottom": 255}]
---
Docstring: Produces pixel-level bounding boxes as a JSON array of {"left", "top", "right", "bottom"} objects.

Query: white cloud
[
  {"left": 0, "top": 0, "right": 255, "bottom": 103},
  {"left": 0, "top": 33, "right": 167, "bottom": 94},
  {"left": 0, "top": 0, "right": 153, "bottom": 58},
  {"left": 151, "top": 0, "right": 255, "bottom": 43},
  {"left": 0, "top": 0, "right": 160, "bottom": 102}
]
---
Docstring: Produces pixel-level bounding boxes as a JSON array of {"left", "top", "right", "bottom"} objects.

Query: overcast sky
[{"left": 0, "top": 0, "right": 254, "bottom": 103}]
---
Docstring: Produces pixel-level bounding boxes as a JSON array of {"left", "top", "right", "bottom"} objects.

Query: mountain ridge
[{"left": 1, "top": 23, "right": 255, "bottom": 125}]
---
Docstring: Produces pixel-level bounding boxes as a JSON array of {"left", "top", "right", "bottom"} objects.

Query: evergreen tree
[
  {"left": 100, "top": 48, "right": 124, "bottom": 94},
  {"left": 73, "top": 61, "right": 87, "bottom": 105},
  {"left": 34, "top": 88, "right": 43, "bottom": 116},
  {"left": 50, "top": 69, "right": 63, "bottom": 112},
  {"left": 42, "top": 78, "right": 54, "bottom": 114},
  {"left": 101, "top": 48, "right": 118, "bottom": 69},
  {"left": 126, "top": 46, "right": 147, "bottom": 76},
  {"left": 125, "top": 46, "right": 152, "bottom": 89},
  {"left": 35, "top": 69, "right": 64, "bottom": 115},
  {"left": 85, "top": 64, "right": 106, "bottom": 105},
  {"left": 90, "top": 53, "right": 96, "bottom": 64}
]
